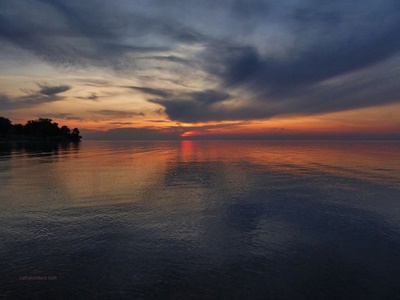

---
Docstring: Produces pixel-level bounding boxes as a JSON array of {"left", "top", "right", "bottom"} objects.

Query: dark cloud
[
  {"left": 0, "top": 93, "right": 62, "bottom": 109},
  {"left": 150, "top": 98, "right": 274, "bottom": 123},
  {"left": 218, "top": 30, "right": 400, "bottom": 96},
  {"left": 0, "top": 83, "right": 70, "bottom": 110},
  {"left": 127, "top": 86, "right": 173, "bottom": 98},
  {"left": 83, "top": 127, "right": 180, "bottom": 140},
  {"left": 0, "top": 0, "right": 204, "bottom": 69},
  {"left": 190, "top": 90, "right": 230, "bottom": 104},
  {"left": 0, "top": 95, "right": 13, "bottom": 110},
  {"left": 216, "top": 0, "right": 400, "bottom": 88},
  {"left": 146, "top": 120, "right": 169, "bottom": 123},
  {"left": 77, "top": 93, "right": 99, "bottom": 101},
  {"left": 37, "top": 84, "right": 70, "bottom": 96},
  {"left": 108, "top": 121, "right": 138, "bottom": 125},
  {"left": 145, "top": 0, "right": 400, "bottom": 122},
  {"left": 88, "top": 110, "right": 145, "bottom": 118},
  {"left": 86, "top": 93, "right": 98, "bottom": 101},
  {"left": 149, "top": 100, "right": 209, "bottom": 123},
  {"left": 151, "top": 52, "right": 400, "bottom": 122},
  {"left": 20, "top": 83, "right": 70, "bottom": 97},
  {"left": 37, "top": 113, "right": 82, "bottom": 121},
  {"left": 139, "top": 55, "right": 190, "bottom": 65},
  {"left": 2, "top": 0, "right": 400, "bottom": 123},
  {"left": 230, "top": 0, "right": 270, "bottom": 19},
  {"left": 149, "top": 89, "right": 231, "bottom": 122},
  {"left": 152, "top": 57, "right": 400, "bottom": 122}
]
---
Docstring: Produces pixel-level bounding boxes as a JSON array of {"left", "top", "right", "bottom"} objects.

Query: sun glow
[{"left": 181, "top": 131, "right": 196, "bottom": 137}]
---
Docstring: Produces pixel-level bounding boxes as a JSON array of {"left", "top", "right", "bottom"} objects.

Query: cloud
[
  {"left": 149, "top": 89, "right": 231, "bottom": 122},
  {"left": 0, "top": 95, "right": 13, "bottom": 110},
  {"left": 88, "top": 110, "right": 145, "bottom": 118},
  {"left": 146, "top": 119, "right": 169, "bottom": 123},
  {"left": 2, "top": 0, "right": 400, "bottom": 123},
  {"left": 0, "top": 93, "right": 60, "bottom": 109},
  {"left": 20, "top": 83, "right": 71, "bottom": 97},
  {"left": 37, "top": 84, "right": 70, "bottom": 96},
  {"left": 77, "top": 93, "right": 99, "bottom": 101},
  {"left": 216, "top": 34, "right": 400, "bottom": 96},
  {"left": 138, "top": 55, "right": 190, "bottom": 65},
  {"left": 0, "top": 0, "right": 205, "bottom": 69},
  {"left": 154, "top": 46, "right": 400, "bottom": 123},
  {"left": 0, "top": 83, "right": 71, "bottom": 110},
  {"left": 127, "top": 86, "right": 173, "bottom": 98},
  {"left": 108, "top": 121, "right": 138, "bottom": 125},
  {"left": 37, "top": 113, "right": 82, "bottom": 121},
  {"left": 78, "top": 79, "right": 112, "bottom": 87},
  {"left": 83, "top": 127, "right": 180, "bottom": 140},
  {"left": 3, "top": 0, "right": 400, "bottom": 74}
]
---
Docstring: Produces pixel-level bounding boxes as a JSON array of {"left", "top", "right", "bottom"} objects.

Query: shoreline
[{"left": 0, "top": 135, "right": 81, "bottom": 143}]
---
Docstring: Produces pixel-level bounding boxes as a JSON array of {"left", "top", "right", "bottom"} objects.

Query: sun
[{"left": 180, "top": 131, "right": 195, "bottom": 138}]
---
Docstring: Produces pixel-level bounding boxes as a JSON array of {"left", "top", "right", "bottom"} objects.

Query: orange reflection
[
  {"left": 181, "top": 131, "right": 196, "bottom": 137},
  {"left": 3, "top": 141, "right": 398, "bottom": 210}
]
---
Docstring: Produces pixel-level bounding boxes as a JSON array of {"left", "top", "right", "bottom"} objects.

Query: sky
[{"left": 0, "top": 0, "right": 399, "bottom": 139}]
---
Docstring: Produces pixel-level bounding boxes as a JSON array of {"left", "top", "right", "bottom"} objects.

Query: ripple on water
[{"left": 1, "top": 141, "right": 400, "bottom": 299}]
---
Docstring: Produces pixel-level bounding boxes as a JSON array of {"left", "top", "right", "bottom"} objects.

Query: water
[{"left": 1, "top": 140, "right": 400, "bottom": 299}]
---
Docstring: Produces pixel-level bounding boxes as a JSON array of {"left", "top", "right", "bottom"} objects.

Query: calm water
[{"left": 1, "top": 140, "right": 400, "bottom": 299}]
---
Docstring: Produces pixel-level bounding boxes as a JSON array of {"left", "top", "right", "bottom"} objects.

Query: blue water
[{"left": 1, "top": 140, "right": 400, "bottom": 299}]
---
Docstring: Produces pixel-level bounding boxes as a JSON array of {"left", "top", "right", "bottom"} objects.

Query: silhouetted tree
[
  {"left": 0, "top": 116, "right": 82, "bottom": 141},
  {"left": 60, "top": 125, "right": 71, "bottom": 136},
  {"left": 0, "top": 117, "right": 12, "bottom": 134},
  {"left": 24, "top": 118, "right": 61, "bottom": 137},
  {"left": 11, "top": 124, "right": 24, "bottom": 136},
  {"left": 71, "top": 128, "right": 82, "bottom": 141}
]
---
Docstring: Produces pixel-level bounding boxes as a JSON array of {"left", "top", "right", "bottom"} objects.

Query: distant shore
[
  {"left": 0, "top": 117, "right": 82, "bottom": 142},
  {"left": 0, "top": 134, "right": 81, "bottom": 142},
  {"left": 0, "top": 136, "right": 81, "bottom": 143}
]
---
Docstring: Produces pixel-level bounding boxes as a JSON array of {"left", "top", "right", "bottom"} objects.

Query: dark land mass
[{"left": 0, "top": 116, "right": 82, "bottom": 142}]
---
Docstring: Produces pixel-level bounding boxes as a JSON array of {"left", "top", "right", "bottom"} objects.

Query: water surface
[{"left": 1, "top": 141, "right": 400, "bottom": 299}]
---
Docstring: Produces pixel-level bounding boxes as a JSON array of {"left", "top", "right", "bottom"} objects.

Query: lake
[{"left": 1, "top": 140, "right": 400, "bottom": 299}]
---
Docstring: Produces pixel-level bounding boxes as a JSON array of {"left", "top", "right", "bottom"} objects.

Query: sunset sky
[{"left": 1, "top": 0, "right": 399, "bottom": 139}]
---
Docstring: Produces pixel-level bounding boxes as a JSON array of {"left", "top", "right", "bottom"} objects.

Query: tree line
[{"left": 0, "top": 116, "right": 82, "bottom": 141}]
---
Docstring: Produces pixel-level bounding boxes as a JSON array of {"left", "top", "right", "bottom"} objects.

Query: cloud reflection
[{"left": 1, "top": 141, "right": 400, "bottom": 298}]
